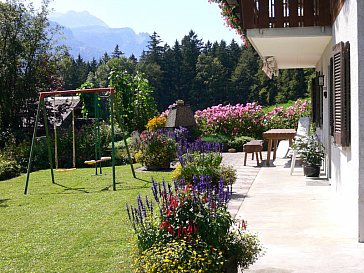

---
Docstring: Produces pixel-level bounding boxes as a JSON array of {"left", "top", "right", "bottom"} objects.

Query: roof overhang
[{"left": 247, "top": 26, "right": 332, "bottom": 69}]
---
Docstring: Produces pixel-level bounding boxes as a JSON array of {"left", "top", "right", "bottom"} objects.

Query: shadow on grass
[
  {"left": 0, "top": 199, "right": 10, "bottom": 208},
  {"left": 100, "top": 179, "right": 151, "bottom": 191},
  {"left": 53, "top": 182, "right": 90, "bottom": 193}
]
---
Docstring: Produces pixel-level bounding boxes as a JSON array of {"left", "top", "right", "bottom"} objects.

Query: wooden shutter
[
  {"left": 343, "top": 41, "right": 351, "bottom": 146},
  {"left": 311, "top": 78, "right": 317, "bottom": 125},
  {"left": 329, "top": 57, "right": 334, "bottom": 136},
  {"left": 311, "top": 76, "right": 322, "bottom": 128},
  {"left": 332, "top": 41, "right": 351, "bottom": 146}
]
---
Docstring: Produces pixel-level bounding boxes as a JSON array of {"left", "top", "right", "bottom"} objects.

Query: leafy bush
[
  {"left": 292, "top": 135, "right": 325, "bottom": 166},
  {"left": 135, "top": 131, "right": 176, "bottom": 170},
  {"left": 201, "top": 134, "right": 231, "bottom": 151},
  {"left": 0, "top": 154, "right": 21, "bottom": 181},
  {"left": 110, "top": 70, "right": 158, "bottom": 133},
  {"left": 173, "top": 139, "right": 236, "bottom": 186},
  {"left": 173, "top": 152, "right": 237, "bottom": 186},
  {"left": 2, "top": 122, "right": 114, "bottom": 171},
  {"left": 227, "top": 136, "right": 254, "bottom": 152},
  {"left": 221, "top": 225, "right": 264, "bottom": 270}
]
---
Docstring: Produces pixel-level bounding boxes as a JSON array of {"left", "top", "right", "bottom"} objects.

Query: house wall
[
  {"left": 317, "top": 0, "right": 364, "bottom": 241},
  {"left": 356, "top": 0, "right": 364, "bottom": 242}
]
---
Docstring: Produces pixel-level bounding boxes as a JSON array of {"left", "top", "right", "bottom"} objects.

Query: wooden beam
[
  {"left": 303, "top": 0, "right": 314, "bottom": 26},
  {"left": 289, "top": 0, "right": 299, "bottom": 27},
  {"left": 258, "top": 0, "right": 269, "bottom": 28}
]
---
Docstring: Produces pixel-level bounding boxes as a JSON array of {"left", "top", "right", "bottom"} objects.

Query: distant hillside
[{"left": 50, "top": 11, "right": 149, "bottom": 61}]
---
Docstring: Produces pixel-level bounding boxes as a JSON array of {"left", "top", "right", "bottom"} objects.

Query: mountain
[
  {"left": 50, "top": 11, "right": 150, "bottom": 61},
  {"left": 50, "top": 11, "right": 109, "bottom": 28}
]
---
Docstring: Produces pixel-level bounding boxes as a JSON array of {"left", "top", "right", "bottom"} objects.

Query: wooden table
[{"left": 263, "top": 129, "right": 296, "bottom": 166}]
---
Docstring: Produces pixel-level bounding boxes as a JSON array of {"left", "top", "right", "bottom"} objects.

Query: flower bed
[
  {"left": 195, "top": 99, "right": 311, "bottom": 139},
  {"left": 127, "top": 131, "right": 263, "bottom": 272},
  {"left": 127, "top": 178, "right": 262, "bottom": 272}
]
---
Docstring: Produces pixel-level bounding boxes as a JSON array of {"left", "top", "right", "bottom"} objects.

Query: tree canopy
[{"left": 0, "top": 0, "right": 63, "bottom": 134}]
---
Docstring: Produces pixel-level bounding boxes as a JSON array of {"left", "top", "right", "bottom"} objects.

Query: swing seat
[
  {"left": 56, "top": 168, "right": 77, "bottom": 172},
  {"left": 84, "top": 157, "right": 112, "bottom": 165},
  {"left": 84, "top": 160, "right": 97, "bottom": 165}
]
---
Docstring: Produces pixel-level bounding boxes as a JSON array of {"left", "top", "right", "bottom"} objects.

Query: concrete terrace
[{"left": 222, "top": 152, "right": 364, "bottom": 273}]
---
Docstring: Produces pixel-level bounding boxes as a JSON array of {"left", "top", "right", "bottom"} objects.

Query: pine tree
[{"left": 112, "top": 44, "right": 124, "bottom": 58}]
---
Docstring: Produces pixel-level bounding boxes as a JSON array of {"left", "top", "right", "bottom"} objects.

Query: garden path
[
  {"left": 221, "top": 152, "right": 262, "bottom": 219},
  {"left": 223, "top": 153, "right": 364, "bottom": 273}
]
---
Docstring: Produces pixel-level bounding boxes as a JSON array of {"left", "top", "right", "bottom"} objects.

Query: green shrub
[
  {"left": 172, "top": 152, "right": 236, "bottom": 186},
  {"left": 227, "top": 136, "right": 254, "bottom": 152},
  {"left": 0, "top": 154, "right": 21, "bottom": 181},
  {"left": 221, "top": 226, "right": 264, "bottom": 270},
  {"left": 218, "top": 164, "right": 237, "bottom": 183},
  {"left": 201, "top": 134, "right": 231, "bottom": 151}
]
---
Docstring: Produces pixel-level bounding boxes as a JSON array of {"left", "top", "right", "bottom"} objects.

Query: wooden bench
[{"left": 243, "top": 140, "right": 263, "bottom": 166}]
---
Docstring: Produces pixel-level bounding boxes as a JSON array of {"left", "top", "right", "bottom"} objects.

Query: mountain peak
[{"left": 50, "top": 10, "right": 109, "bottom": 28}]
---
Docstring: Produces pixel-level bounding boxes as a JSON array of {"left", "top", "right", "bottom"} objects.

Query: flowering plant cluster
[
  {"left": 134, "top": 237, "right": 224, "bottom": 272},
  {"left": 172, "top": 138, "right": 236, "bottom": 186},
  {"left": 145, "top": 116, "right": 166, "bottom": 132},
  {"left": 195, "top": 99, "right": 311, "bottom": 139},
  {"left": 208, "top": 0, "right": 246, "bottom": 43},
  {"left": 266, "top": 99, "right": 311, "bottom": 130},
  {"left": 195, "top": 102, "right": 266, "bottom": 138},
  {"left": 127, "top": 177, "right": 262, "bottom": 272},
  {"left": 134, "top": 130, "right": 176, "bottom": 170}
]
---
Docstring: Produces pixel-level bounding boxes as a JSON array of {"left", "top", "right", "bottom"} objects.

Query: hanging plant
[{"left": 208, "top": 0, "right": 248, "bottom": 44}]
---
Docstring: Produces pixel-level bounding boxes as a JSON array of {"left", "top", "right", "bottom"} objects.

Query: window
[{"left": 331, "top": 41, "right": 351, "bottom": 147}]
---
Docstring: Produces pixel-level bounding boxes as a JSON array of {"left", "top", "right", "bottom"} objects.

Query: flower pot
[
  {"left": 222, "top": 257, "right": 238, "bottom": 273},
  {"left": 303, "top": 164, "right": 320, "bottom": 177},
  {"left": 145, "top": 162, "right": 170, "bottom": 171}
]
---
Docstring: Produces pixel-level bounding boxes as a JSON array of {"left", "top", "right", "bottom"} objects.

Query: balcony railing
[{"left": 240, "top": 0, "right": 333, "bottom": 30}]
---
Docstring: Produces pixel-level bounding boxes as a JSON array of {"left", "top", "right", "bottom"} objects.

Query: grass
[{"left": 0, "top": 164, "right": 172, "bottom": 273}]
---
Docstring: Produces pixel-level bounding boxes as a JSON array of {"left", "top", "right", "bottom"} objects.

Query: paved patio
[{"left": 222, "top": 152, "right": 364, "bottom": 273}]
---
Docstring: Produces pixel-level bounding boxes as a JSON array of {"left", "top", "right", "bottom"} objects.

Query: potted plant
[
  {"left": 293, "top": 135, "right": 325, "bottom": 177},
  {"left": 134, "top": 130, "right": 176, "bottom": 170}
]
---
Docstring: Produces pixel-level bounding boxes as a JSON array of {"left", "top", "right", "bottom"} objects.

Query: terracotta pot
[{"left": 303, "top": 164, "right": 320, "bottom": 177}]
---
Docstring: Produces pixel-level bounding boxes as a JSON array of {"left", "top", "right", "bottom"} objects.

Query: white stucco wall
[
  {"left": 316, "top": 0, "right": 363, "bottom": 240},
  {"left": 356, "top": 0, "right": 364, "bottom": 242}
]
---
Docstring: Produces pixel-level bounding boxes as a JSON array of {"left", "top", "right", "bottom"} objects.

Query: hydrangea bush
[{"left": 195, "top": 99, "right": 311, "bottom": 139}]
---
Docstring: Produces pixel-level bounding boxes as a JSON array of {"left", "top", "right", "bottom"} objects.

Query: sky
[{"left": 25, "top": 0, "right": 242, "bottom": 45}]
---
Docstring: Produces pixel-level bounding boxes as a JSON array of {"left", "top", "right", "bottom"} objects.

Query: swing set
[{"left": 24, "top": 87, "right": 136, "bottom": 195}]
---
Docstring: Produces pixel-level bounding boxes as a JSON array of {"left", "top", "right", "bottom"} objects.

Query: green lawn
[{"left": 0, "top": 164, "right": 172, "bottom": 273}]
